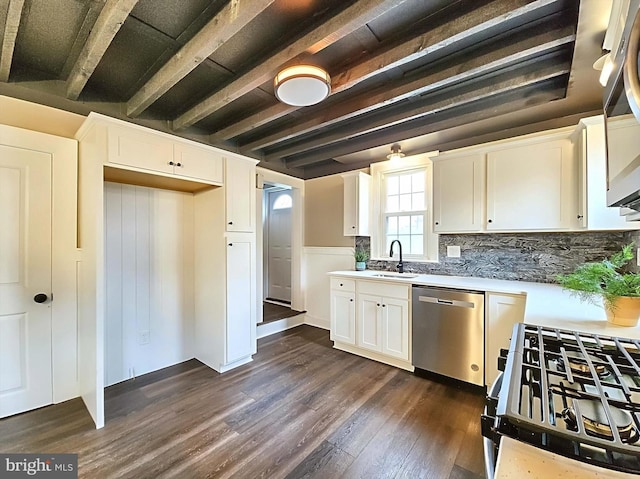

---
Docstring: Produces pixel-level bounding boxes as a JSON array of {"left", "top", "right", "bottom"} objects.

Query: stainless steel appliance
[
  {"left": 411, "top": 286, "right": 484, "bottom": 386},
  {"left": 482, "top": 324, "right": 640, "bottom": 477},
  {"left": 605, "top": 0, "right": 640, "bottom": 211}
]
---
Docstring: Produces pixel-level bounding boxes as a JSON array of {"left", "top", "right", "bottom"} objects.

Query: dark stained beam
[
  {"left": 126, "top": 0, "right": 275, "bottom": 118},
  {"left": 0, "top": 0, "right": 25, "bottom": 82},
  {"left": 66, "top": 0, "right": 140, "bottom": 100},
  {"left": 172, "top": 0, "right": 410, "bottom": 131},
  {"left": 224, "top": 0, "right": 563, "bottom": 146},
  {"left": 284, "top": 64, "right": 570, "bottom": 168},
  {"left": 254, "top": 27, "right": 575, "bottom": 159}
]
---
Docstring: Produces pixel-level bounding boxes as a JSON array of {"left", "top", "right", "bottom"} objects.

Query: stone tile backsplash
[{"left": 356, "top": 232, "right": 634, "bottom": 283}]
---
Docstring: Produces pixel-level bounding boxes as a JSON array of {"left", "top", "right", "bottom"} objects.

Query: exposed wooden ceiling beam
[
  {"left": 60, "top": 0, "right": 107, "bottom": 79},
  {"left": 283, "top": 64, "right": 570, "bottom": 168},
  {"left": 66, "top": 0, "right": 139, "bottom": 100},
  {"left": 172, "top": 0, "right": 410, "bottom": 131},
  {"left": 222, "top": 0, "right": 562, "bottom": 145},
  {"left": 0, "top": 0, "right": 25, "bottom": 82},
  {"left": 126, "top": 0, "right": 275, "bottom": 118},
  {"left": 253, "top": 28, "right": 575, "bottom": 159}
]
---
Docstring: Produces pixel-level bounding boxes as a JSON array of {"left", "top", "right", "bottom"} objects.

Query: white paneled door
[
  {"left": 0, "top": 145, "right": 52, "bottom": 418},
  {"left": 266, "top": 190, "right": 292, "bottom": 302}
]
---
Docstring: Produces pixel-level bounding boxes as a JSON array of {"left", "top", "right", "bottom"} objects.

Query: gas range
[{"left": 482, "top": 324, "right": 640, "bottom": 476}]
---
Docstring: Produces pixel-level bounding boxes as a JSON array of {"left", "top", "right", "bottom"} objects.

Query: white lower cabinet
[
  {"left": 380, "top": 297, "right": 409, "bottom": 360},
  {"left": 330, "top": 290, "right": 356, "bottom": 345},
  {"left": 357, "top": 294, "right": 383, "bottom": 352},
  {"left": 226, "top": 234, "right": 256, "bottom": 364},
  {"left": 485, "top": 292, "right": 526, "bottom": 387},
  {"left": 330, "top": 276, "right": 411, "bottom": 370}
]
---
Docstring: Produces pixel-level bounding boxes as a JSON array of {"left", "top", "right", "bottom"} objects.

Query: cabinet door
[
  {"left": 330, "top": 290, "right": 356, "bottom": 345},
  {"left": 225, "top": 158, "right": 256, "bottom": 232},
  {"left": 381, "top": 297, "right": 409, "bottom": 360},
  {"left": 486, "top": 138, "right": 575, "bottom": 230},
  {"left": 174, "top": 143, "right": 224, "bottom": 184},
  {"left": 433, "top": 153, "right": 485, "bottom": 232},
  {"left": 107, "top": 126, "right": 174, "bottom": 174},
  {"left": 226, "top": 236, "right": 255, "bottom": 363},
  {"left": 357, "top": 294, "right": 382, "bottom": 352},
  {"left": 342, "top": 173, "right": 371, "bottom": 236},
  {"left": 485, "top": 293, "right": 525, "bottom": 387}
]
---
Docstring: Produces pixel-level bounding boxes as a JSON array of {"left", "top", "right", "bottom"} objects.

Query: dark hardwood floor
[
  {"left": 262, "top": 301, "right": 302, "bottom": 324},
  {"left": 0, "top": 326, "right": 486, "bottom": 479}
]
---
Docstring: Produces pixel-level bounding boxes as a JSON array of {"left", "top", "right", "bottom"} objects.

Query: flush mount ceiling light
[
  {"left": 387, "top": 144, "right": 405, "bottom": 161},
  {"left": 274, "top": 65, "right": 331, "bottom": 106}
]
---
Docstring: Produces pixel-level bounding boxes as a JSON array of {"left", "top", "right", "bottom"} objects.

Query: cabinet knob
[
  {"left": 382, "top": 304, "right": 386, "bottom": 307},
  {"left": 577, "top": 214, "right": 584, "bottom": 219},
  {"left": 228, "top": 243, "right": 233, "bottom": 247},
  {"left": 350, "top": 299, "right": 354, "bottom": 302},
  {"left": 176, "top": 162, "right": 182, "bottom": 167},
  {"left": 435, "top": 221, "right": 439, "bottom": 225},
  {"left": 168, "top": 161, "right": 174, "bottom": 166},
  {"left": 351, "top": 226, "right": 355, "bottom": 229},
  {"left": 339, "top": 283, "right": 343, "bottom": 286},
  {"left": 488, "top": 219, "right": 493, "bottom": 223},
  {"left": 377, "top": 303, "right": 381, "bottom": 307},
  {"left": 228, "top": 221, "right": 233, "bottom": 225}
]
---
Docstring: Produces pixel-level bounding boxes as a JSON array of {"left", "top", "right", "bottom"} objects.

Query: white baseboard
[
  {"left": 304, "top": 314, "right": 330, "bottom": 330},
  {"left": 257, "top": 313, "right": 306, "bottom": 339}
]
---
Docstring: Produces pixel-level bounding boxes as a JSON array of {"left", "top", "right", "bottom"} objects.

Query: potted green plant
[
  {"left": 556, "top": 243, "right": 640, "bottom": 326},
  {"left": 354, "top": 247, "right": 369, "bottom": 271}
]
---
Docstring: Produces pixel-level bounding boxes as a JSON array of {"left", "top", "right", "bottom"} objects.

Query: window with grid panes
[{"left": 383, "top": 169, "right": 426, "bottom": 257}]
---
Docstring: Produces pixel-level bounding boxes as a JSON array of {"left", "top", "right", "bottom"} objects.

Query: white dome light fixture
[
  {"left": 274, "top": 65, "right": 331, "bottom": 106},
  {"left": 387, "top": 144, "right": 405, "bottom": 161}
]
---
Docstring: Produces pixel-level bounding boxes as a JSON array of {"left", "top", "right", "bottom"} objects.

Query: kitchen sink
[{"left": 371, "top": 272, "right": 419, "bottom": 279}]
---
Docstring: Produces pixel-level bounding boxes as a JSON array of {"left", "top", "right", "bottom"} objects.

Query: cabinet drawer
[
  {"left": 330, "top": 277, "right": 355, "bottom": 292},
  {"left": 357, "top": 280, "right": 409, "bottom": 299}
]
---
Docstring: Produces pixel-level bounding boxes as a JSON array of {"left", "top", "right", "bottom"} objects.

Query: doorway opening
[{"left": 262, "top": 183, "right": 298, "bottom": 324}]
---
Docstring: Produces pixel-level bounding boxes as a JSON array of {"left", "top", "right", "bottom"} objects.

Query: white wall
[
  {"left": 104, "top": 183, "right": 195, "bottom": 386},
  {"left": 303, "top": 247, "right": 354, "bottom": 330}
]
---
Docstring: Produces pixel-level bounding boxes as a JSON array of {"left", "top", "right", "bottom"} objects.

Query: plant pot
[
  {"left": 355, "top": 261, "right": 366, "bottom": 271},
  {"left": 604, "top": 296, "right": 640, "bottom": 327}
]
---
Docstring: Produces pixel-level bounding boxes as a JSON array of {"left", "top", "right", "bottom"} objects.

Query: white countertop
[
  {"left": 328, "top": 270, "right": 640, "bottom": 339},
  {"left": 495, "top": 437, "right": 636, "bottom": 478}
]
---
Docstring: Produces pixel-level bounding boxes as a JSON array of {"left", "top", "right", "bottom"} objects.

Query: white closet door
[
  {"left": 226, "top": 235, "right": 255, "bottom": 363},
  {"left": 0, "top": 145, "right": 52, "bottom": 418}
]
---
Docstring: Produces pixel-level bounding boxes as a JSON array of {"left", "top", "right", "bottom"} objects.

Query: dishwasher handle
[{"left": 418, "top": 296, "right": 477, "bottom": 309}]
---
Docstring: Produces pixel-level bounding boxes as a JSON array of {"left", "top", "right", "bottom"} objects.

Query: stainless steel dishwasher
[{"left": 412, "top": 286, "right": 485, "bottom": 386}]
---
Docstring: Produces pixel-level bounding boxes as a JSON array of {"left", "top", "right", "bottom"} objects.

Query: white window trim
[{"left": 370, "top": 151, "right": 439, "bottom": 262}]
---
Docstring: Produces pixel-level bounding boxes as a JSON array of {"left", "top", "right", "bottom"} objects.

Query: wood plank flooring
[
  {"left": 0, "top": 326, "right": 486, "bottom": 479},
  {"left": 263, "top": 301, "right": 302, "bottom": 323}
]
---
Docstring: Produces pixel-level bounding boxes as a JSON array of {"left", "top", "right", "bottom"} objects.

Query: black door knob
[{"left": 34, "top": 293, "right": 48, "bottom": 303}]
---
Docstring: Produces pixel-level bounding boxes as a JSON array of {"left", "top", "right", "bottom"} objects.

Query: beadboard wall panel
[{"left": 104, "top": 182, "right": 195, "bottom": 386}]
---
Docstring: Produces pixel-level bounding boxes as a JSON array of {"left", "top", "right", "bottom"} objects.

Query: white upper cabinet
[
  {"left": 173, "top": 143, "right": 224, "bottom": 184},
  {"left": 572, "top": 116, "right": 640, "bottom": 230},
  {"left": 342, "top": 171, "right": 371, "bottom": 236},
  {"left": 433, "top": 152, "right": 485, "bottom": 233},
  {"left": 486, "top": 134, "right": 576, "bottom": 231},
  {"left": 225, "top": 155, "right": 256, "bottom": 233},
  {"left": 108, "top": 124, "right": 174, "bottom": 175},
  {"left": 82, "top": 112, "right": 224, "bottom": 186},
  {"left": 432, "top": 128, "right": 581, "bottom": 233}
]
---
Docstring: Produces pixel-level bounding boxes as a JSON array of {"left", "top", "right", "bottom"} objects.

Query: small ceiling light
[
  {"left": 593, "top": 53, "right": 614, "bottom": 87},
  {"left": 387, "top": 144, "right": 405, "bottom": 161},
  {"left": 274, "top": 65, "right": 331, "bottom": 106}
]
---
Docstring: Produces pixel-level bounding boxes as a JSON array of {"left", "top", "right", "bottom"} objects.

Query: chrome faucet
[{"left": 389, "top": 240, "right": 404, "bottom": 273}]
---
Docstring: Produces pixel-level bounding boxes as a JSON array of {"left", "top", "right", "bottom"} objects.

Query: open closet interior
[{"left": 76, "top": 112, "right": 258, "bottom": 428}]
